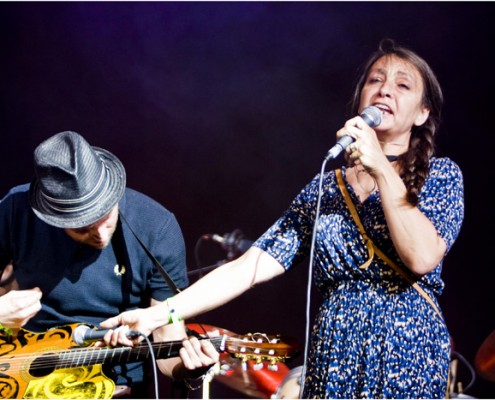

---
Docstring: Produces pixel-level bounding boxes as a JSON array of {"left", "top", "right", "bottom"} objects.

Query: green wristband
[
  {"left": 166, "top": 298, "right": 182, "bottom": 326},
  {"left": 0, "top": 323, "right": 13, "bottom": 336}
]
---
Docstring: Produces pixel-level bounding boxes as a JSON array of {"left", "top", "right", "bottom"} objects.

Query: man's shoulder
[
  {"left": 119, "top": 188, "right": 184, "bottom": 243},
  {"left": 120, "top": 188, "right": 176, "bottom": 222},
  {"left": 0, "top": 183, "right": 30, "bottom": 204},
  {"left": 5, "top": 183, "right": 30, "bottom": 195},
  {"left": 122, "top": 188, "right": 168, "bottom": 209}
]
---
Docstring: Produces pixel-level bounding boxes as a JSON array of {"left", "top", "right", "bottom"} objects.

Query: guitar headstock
[{"left": 223, "top": 332, "right": 300, "bottom": 364}]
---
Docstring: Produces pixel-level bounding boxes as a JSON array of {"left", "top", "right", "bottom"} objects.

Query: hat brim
[{"left": 29, "top": 147, "right": 126, "bottom": 229}]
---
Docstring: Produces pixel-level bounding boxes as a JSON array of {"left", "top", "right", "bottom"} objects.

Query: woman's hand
[
  {"left": 338, "top": 115, "right": 388, "bottom": 173},
  {"left": 98, "top": 302, "right": 168, "bottom": 346}
]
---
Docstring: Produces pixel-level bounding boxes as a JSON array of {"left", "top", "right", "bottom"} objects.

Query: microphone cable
[
  {"left": 299, "top": 107, "right": 381, "bottom": 396},
  {"left": 135, "top": 331, "right": 159, "bottom": 400},
  {"left": 299, "top": 156, "right": 331, "bottom": 398}
]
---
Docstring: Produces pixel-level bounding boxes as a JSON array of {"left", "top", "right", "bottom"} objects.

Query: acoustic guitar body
[{"left": 0, "top": 324, "right": 114, "bottom": 399}]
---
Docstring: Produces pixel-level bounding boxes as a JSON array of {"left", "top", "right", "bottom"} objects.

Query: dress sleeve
[
  {"left": 253, "top": 173, "right": 328, "bottom": 270},
  {"left": 419, "top": 157, "right": 465, "bottom": 252}
]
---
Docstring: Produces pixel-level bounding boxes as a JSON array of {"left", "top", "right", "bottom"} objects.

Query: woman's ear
[{"left": 414, "top": 106, "right": 430, "bottom": 126}]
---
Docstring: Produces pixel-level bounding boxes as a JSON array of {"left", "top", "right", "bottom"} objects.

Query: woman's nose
[{"left": 378, "top": 80, "right": 393, "bottom": 97}]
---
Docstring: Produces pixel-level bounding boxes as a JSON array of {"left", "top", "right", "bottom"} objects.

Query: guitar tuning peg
[
  {"left": 268, "top": 363, "right": 279, "bottom": 371},
  {"left": 253, "top": 362, "right": 264, "bottom": 371}
]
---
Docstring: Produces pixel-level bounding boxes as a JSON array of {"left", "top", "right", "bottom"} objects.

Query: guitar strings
[
  {"left": 1, "top": 338, "right": 224, "bottom": 368},
  {"left": 1, "top": 335, "right": 294, "bottom": 369}
]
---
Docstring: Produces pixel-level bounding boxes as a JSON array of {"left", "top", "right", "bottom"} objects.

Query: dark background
[{"left": 1, "top": 2, "right": 494, "bottom": 398}]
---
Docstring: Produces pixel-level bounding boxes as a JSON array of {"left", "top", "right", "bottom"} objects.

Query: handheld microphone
[
  {"left": 325, "top": 105, "right": 382, "bottom": 161},
  {"left": 72, "top": 324, "right": 141, "bottom": 346}
]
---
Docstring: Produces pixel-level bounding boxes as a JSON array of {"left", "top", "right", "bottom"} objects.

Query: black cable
[
  {"left": 451, "top": 350, "right": 476, "bottom": 394},
  {"left": 299, "top": 157, "right": 329, "bottom": 398},
  {"left": 135, "top": 331, "right": 159, "bottom": 400}
]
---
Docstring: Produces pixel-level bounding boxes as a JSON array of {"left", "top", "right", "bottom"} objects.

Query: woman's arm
[
  {"left": 99, "top": 247, "right": 285, "bottom": 340},
  {"left": 375, "top": 161, "right": 446, "bottom": 275}
]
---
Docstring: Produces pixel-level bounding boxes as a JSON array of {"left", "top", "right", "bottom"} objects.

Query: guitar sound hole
[{"left": 29, "top": 354, "right": 58, "bottom": 377}]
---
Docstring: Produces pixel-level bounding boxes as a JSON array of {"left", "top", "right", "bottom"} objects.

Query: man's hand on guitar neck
[{"left": 97, "top": 308, "right": 221, "bottom": 382}]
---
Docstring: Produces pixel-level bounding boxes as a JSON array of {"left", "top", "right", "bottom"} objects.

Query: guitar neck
[{"left": 56, "top": 336, "right": 225, "bottom": 368}]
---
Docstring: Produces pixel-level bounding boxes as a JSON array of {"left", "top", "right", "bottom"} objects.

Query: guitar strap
[
  {"left": 118, "top": 212, "right": 206, "bottom": 354},
  {"left": 112, "top": 218, "right": 133, "bottom": 313},
  {"left": 118, "top": 212, "right": 181, "bottom": 296}
]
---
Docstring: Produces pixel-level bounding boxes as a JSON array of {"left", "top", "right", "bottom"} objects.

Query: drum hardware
[
  {"left": 450, "top": 350, "right": 476, "bottom": 398},
  {"left": 272, "top": 365, "right": 303, "bottom": 399}
]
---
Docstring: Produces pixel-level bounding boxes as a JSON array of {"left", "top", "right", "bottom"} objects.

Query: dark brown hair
[{"left": 350, "top": 39, "right": 443, "bottom": 205}]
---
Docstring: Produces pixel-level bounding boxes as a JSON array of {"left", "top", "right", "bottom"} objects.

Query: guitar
[{"left": 0, "top": 323, "right": 299, "bottom": 399}]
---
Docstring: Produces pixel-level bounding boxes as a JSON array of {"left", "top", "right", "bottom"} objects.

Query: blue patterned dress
[{"left": 253, "top": 157, "right": 464, "bottom": 399}]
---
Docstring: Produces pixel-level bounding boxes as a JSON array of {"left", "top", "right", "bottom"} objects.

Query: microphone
[
  {"left": 72, "top": 324, "right": 141, "bottom": 346},
  {"left": 209, "top": 229, "right": 253, "bottom": 258},
  {"left": 325, "top": 105, "right": 382, "bottom": 160}
]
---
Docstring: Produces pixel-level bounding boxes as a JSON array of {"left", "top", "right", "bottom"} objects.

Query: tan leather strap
[
  {"left": 335, "top": 169, "right": 443, "bottom": 319},
  {"left": 335, "top": 170, "right": 375, "bottom": 270}
]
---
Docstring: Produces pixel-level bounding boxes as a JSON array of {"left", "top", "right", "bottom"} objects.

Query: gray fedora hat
[{"left": 29, "top": 131, "right": 126, "bottom": 228}]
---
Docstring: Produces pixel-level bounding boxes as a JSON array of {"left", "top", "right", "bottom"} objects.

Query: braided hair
[{"left": 349, "top": 39, "right": 443, "bottom": 205}]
